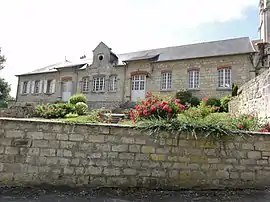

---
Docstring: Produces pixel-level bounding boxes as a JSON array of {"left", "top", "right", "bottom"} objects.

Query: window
[
  {"left": 109, "top": 75, "right": 117, "bottom": 91},
  {"left": 34, "top": 80, "right": 40, "bottom": 94},
  {"left": 98, "top": 53, "right": 104, "bottom": 61},
  {"left": 188, "top": 70, "right": 200, "bottom": 89},
  {"left": 45, "top": 80, "right": 52, "bottom": 94},
  {"left": 218, "top": 68, "right": 231, "bottom": 88},
  {"left": 132, "top": 75, "right": 145, "bottom": 91},
  {"left": 161, "top": 72, "right": 172, "bottom": 90},
  {"left": 22, "top": 81, "right": 28, "bottom": 94},
  {"left": 93, "top": 77, "right": 105, "bottom": 92},
  {"left": 82, "top": 77, "right": 89, "bottom": 92}
]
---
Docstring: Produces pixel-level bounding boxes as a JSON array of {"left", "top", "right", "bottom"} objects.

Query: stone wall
[
  {"left": 0, "top": 105, "right": 34, "bottom": 118},
  {"left": 229, "top": 68, "right": 270, "bottom": 121},
  {"left": 1, "top": 118, "right": 270, "bottom": 189}
]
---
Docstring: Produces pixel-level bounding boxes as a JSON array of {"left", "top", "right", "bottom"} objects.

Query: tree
[
  {"left": 0, "top": 78, "right": 11, "bottom": 101},
  {"left": 0, "top": 47, "right": 6, "bottom": 70}
]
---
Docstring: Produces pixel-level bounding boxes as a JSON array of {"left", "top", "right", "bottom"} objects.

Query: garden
[{"left": 33, "top": 90, "right": 270, "bottom": 142}]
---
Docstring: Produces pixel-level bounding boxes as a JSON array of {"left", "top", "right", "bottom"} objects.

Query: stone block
[
  {"left": 27, "top": 165, "right": 39, "bottom": 173},
  {"left": 74, "top": 152, "right": 86, "bottom": 158},
  {"left": 64, "top": 167, "right": 74, "bottom": 174},
  {"left": 88, "top": 153, "right": 102, "bottom": 159},
  {"left": 59, "top": 158, "right": 70, "bottom": 165},
  {"left": 156, "top": 148, "right": 170, "bottom": 154},
  {"left": 56, "top": 133, "right": 68, "bottom": 140},
  {"left": 134, "top": 138, "right": 146, "bottom": 145},
  {"left": 120, "top": 137, "right": 134, "bottom": 144},
  {"left": 106, "top": 152, "right": 118, "bottom": 159},
  {"left": 150, "top": 154, "right": 166, "bottom": 161},
  {"left": 88, "top": 135, "right": 105, "bottom": 143},
  {"left": 216, "top": 170, "right": 230, "bottom": 179},
  {"left": 129, "top": 145, "right": 141, "bottom": 153},
  {"left": 5, "top": 130, "right": 24, "bottom": 138},
  {"left": 0, "top": 138, "right": 12, "bottom": 146},
  {"left": 123, "top": 168, "right": 136, "bottom": 175},
  {"left": 247, "top": 151, "right": 261, "bottom": 159},
  {"left": 5, "top": 147, "right": 19, "bottom": 155},
  {"left": 112, "top": 145, "right": 128, "bottom": 152},
  {"left": 60, "top": 141, "right": 77, "bottom": 149},
  {"left": 104, "top": 168, "right": 120, "bottom": 176},
  {"left": 69, "top": 134, "right": 84, "bottom": 141},
  {"left": 141, "top": 146, "right": 155, "bottom": 153},
  {"left": 32, "top": 140, "right": 49, "bottom": 148},
  {"left": 75, "top": 167, "right": 84, "bottom": 175},
  {"left": 85, "top": 166, "right": 103, "bottom": 175},
  {"left": 135, "top": 153, "right": 149, "bottom": 161},
  {"left": 96, "top": 144, "right": 111, "bottom": 152},
  {"left": 40, "top": 148, "right": 56, "bottom": 157},
  {"left": 241, "top": 172, "right": 255, "bottom": 180},
  {"left": 71, "top": 158, "right": 80, "bottom": 166},
  {"left": 27, "top": 131, "right": 44, "bottom": 139},
  {"left": 43, "top": 133, "right": 57, "bottom": 140},
  {"left": 119, "top": 153, "right": 134, "bottom": 160},
  {"left": 152, "top": 170, "right": 166, "bottom": 177}
]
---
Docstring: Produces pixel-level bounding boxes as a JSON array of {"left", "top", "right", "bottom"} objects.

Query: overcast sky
[{"left": 0, "top": 0, "right": 259, "bottom": 97}]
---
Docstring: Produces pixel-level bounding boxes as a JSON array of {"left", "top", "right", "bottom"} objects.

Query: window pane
[
  {"left": 188, "top": 71, "right": 199, "bottom": 89},
  {"left": 161, "top": 72, "right": 172, "bottom": 90}
]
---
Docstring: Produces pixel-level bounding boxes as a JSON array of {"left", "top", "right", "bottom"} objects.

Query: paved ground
[{"left": 1, "top": 187, "right": 270, "bottom": 201}]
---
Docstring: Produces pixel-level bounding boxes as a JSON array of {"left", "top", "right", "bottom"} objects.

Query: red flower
[
  {"left": 163, "top": 104, "right": 169, "bottom": 111},
  {"left": 260, "top": 128, "right": 269, "bottom": 132},
  {"left": 150, "top": 105, "right": 156, "bottom": 111},
  {"left": 168, "top": 107, "right": 172, "bottom": 112},
  {"left": 237, "top": 124, "right": 244, "bottom": 129},
  {"left": 143, "top": 109, "right": 148, "bottom": 115},
  {"left": 179, "top": 104, "right": 185, "bottom": 110},
  {"left": 175, "top": 99, "right": 180, "bottom": 103},
  {"left": 202, "top": 97, "right": 208, "bottom": 102}
]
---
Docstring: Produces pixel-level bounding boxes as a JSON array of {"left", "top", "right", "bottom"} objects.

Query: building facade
[{"left": 16, "top": 37, "right": 256, "bottom": 108}]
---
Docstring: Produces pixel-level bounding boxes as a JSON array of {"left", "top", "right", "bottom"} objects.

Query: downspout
[
  {"left": 15, "top": 76, "right": 20, "bottom": 103},
  {"left": 123, "top": 61, "right": 129, "bottom": 102},
  {"left": 74, "top": 66, "right": 79, "bottom": 94}
]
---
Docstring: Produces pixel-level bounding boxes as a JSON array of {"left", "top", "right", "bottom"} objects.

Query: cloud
[{"left": 0, "top": 0, "right": 258, "bottom": 96}]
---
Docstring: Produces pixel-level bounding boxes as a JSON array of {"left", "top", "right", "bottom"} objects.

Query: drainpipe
[
  {"left": 75, "top": 66, "right": 79, "bottom": 94},
  {"left": 15, "top": 76, "right": 20, "bottom": 103},
  {"left": 123, "top": 61, "right": 130, "bottom": 102}
]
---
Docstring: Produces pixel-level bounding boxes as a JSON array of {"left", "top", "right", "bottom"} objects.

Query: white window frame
[
  {"left": 109, "top": 75, "right": 117, "bottom": 92},
  {"left": 34, "top": 80, "right": 40, "bottom": 94},
  {"left": 161, "top": 72, "right": 172, "bottom": 90},
  {"left": 93, "top": 76, "right": 105, "bottom": 92},
  {"left": 188, "top": 70, "right": 200, "bottom": 89},
  {"left": 22, "top": 81, "right": 28, "bottom": 94},
  {"left": 46, "top": 80, "right": 53, "bottom": 94},
  {"left": 82, "top": 77, "right": 89, "bottom": 92},
  {"left": 218, "top": 68, "right": 231, "bottom": 88}
]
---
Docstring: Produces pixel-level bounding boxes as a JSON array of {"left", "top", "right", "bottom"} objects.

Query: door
[
  {"left": 131, "top": 75, "right": 146, "bottom": 102},
  {"left": 62, "top": 81, "right": 73, "bottom": 102}
]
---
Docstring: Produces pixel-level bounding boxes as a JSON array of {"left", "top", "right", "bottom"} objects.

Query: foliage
[
  {"left": 220, "top": 96, "right": 231, "bottom": 112},
  {"left": 206, "top": 97, "right": 221, "bottom": 107},
  {"left": 137, "top": 118, "right": 240, "bottom": 144},
  {"left": 231, "top": 113, "right": 259, "bottom": 131},
  {"left": 34, "top": 103, "right": 76, "bottom": 119},
  {"left": 0, "top": 78, "right": 11, "bottom": 101},
  {"left": 68, "top": 93, "right": 87, "bottom": 105},
  {"left": 75, "top": 102, "right": 88, "bottom": 115},
  {"left": 0, "top": 47, "right": 6, "bottom": 70},
  {"left": 260, "top": 123, "right": 270, "bottom": 132},
  {"left": 183, "top": 98, "right": 214, "bottom": 120},
  {"left": 232, "top": 83, "right": 238, "bottom": 97},
  {"left": 129, "top": 92, "right": 185, "bottom": 122},
  {"left": 175, "top": 90, "right": 200, "bottom": 106},
  {"left": 0, "top": 100, "right": 8, "bottom": 108}
]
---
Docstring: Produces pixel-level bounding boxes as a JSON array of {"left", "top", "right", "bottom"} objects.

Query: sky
[{"left": 0, "top": 0, "right": 260, "bottom": 97}]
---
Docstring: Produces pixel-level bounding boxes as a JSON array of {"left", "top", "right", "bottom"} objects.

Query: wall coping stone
[{"left": 0, "top": 117, "right": 270, "bottom": 136}]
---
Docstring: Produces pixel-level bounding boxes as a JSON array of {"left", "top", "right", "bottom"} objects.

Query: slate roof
[{"left": 17, "top": 37, "right": 255, "bottom": 76}]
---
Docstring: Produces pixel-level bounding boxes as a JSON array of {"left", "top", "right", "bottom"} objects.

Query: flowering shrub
[
  {"left": 260, "top": 123, "right": 270, "bottom": 132},
  {"left": 231, "top": 113, "right": 258, "bottom": 131},
  {"left": 129, "top": 92, "right": 185, "bottom": 122},
  {"left": 183, "top": 98, "right": 214, "bottom": 120},
  {"left": 75, "top": 102, "right": 88, "bottom": 115}
]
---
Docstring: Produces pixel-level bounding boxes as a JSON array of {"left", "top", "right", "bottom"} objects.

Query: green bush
[
  {"left": 206, "top": 97, "right": 221, "bottom": 107},
  {"left": 176, "top": 90, "right": 200, "bottom": 106},
  {"left": 0, "top": 100, "right": 8, "bottom": 108},
  {"left": 68, "top": 93, "right": 87, "bottom": 105},
  {"left": 220, "top": 96, "right": 231, "bottom": 112},
  {"left": 232, "top": 83, "right": 238, "bottom": 97},
  {"left": 34, "top": 103, "right": 76, "bottom": 119},
  {"left": 75, "top": 102, "right": 88, "bottom": 115}
]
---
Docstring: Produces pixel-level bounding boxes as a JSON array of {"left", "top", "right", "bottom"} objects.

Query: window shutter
[
  {"left": 19, "top": 82, "right": 24, "bottom": 94},
  {"left": 26, "top": 81, "right": 31, "bottom": 94},
  {"left": 39, "top": 80, "right": 43, "bottom": 94},
  {"left": 43, "top": 80, "right": 48, "bottom": 93},
  {"left": 31, "top": 81, "right": 35, "bottom": 94},
  {"left": 51, "top": 80, "right": 56, "bottom": 93}
]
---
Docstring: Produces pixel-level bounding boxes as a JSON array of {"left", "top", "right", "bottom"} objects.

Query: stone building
[{"left": 15, "top": 37, "right": 256, "bottom": 108}]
